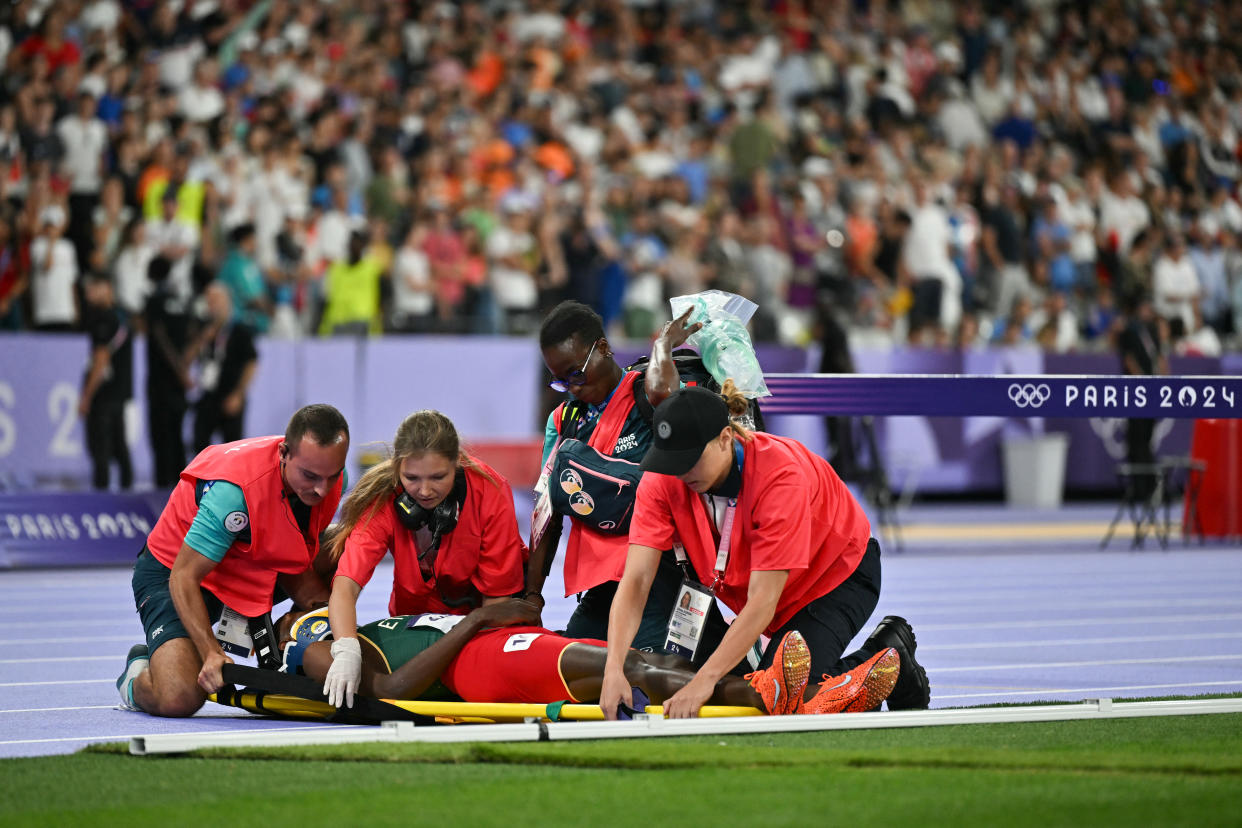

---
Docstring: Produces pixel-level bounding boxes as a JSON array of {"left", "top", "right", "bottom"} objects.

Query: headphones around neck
[{"left": 393, "top": 467, "right": 468, "bottom": 559}]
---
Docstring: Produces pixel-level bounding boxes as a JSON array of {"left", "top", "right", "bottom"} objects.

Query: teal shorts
[{"left": 131, "top": 546, "right": 225, "bottom": 654}]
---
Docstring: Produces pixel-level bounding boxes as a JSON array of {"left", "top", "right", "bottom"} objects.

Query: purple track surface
[{"left": 1, "top": 497, "right": 1239, "bottom": 758}]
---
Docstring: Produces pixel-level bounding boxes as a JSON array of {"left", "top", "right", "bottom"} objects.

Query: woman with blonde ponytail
[
  {"left": 322, "top": 410, "right": 526, "bottom": 708},
  {"left": 599, "top": 382, "right": 930, "bottom": 721}
]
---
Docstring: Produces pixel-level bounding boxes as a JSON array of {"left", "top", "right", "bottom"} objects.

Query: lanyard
[
  {"left": 709, "top": 499, "right": 737, "bottom": 593},
  {"left": 675, "top": 443, "right": 743, "bottom": 595}
]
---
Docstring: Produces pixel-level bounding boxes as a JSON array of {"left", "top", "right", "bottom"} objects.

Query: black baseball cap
[{"left": 641, "top": 386, "right": 731, "bottom": 476}]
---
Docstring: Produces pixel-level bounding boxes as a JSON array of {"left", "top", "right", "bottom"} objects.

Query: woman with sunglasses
[
  {"left": 524, "top": 301, "right": 740, "bottom": 666},
  {"left": 321, "top": 410, "right": 527, "bottom": 709}
]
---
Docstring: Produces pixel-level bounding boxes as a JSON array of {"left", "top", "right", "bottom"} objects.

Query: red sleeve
[
  {"left": 628, "top": 473, "right": 678, "bottom": 551},
  {"left": 333, "top": 504, "right": 394, "bottom": 589},
  {"left": 18, "top": 37, "right": 43, "bottom": 58},
  {"left": 745, "top": 467, "right": 813, "bottom": 572},
  {"left": 470, "top": 475, "right": 527, "bottom": 597}
]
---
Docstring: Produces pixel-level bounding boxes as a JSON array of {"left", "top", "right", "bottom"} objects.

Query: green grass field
[{"left": 2, "top": 709, "right": 1239, "bottom": 827}]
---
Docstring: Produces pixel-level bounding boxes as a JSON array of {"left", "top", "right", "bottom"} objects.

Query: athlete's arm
[
  {"left": 364, "top": 599, "right": 542, "bottom": 700},
  {"left": 645, "top": 306, "right": 701, "bottom": 408},
  {"left": 522, "top": 527, "right": 559, "bottom": 604},
  {"left": 600, "top": 543, "right": 662, "bottom": 719},
  {"left": 661, "top": 568, "right": 787, "bottom": 719},
  {"left": 168, "top": 542, "right": 232, "bottom": 694}
]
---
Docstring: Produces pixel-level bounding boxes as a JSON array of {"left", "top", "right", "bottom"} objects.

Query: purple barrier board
[
  {"left": 762, "top": 374, "right": 1242, "bottom": 418},
  {"left": 2, "top": 332, "right": 1235, "bottom": 498},
  {"left": 0, "top": 491, "right": 168, "bottom": 568},
  {"left": 766, "top": 347, "right": 1217, "bottom": 493}
]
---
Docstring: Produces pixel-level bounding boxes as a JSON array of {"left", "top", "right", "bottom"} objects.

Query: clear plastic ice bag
[{"left": 669, "top": 290, "right": 770, "bottom": 399}]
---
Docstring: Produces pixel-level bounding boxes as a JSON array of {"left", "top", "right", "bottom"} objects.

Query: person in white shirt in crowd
[
  {"left": 111, "top": 217, "right": 153, "bottom": 321},
  {"left": 487, "top": 194, "right": 540, "bottom": 334},
  {"left": 1188, "top": 221, "right": 1231, "bottom": 334},
  {"left": 1055, "top": 178, "right": 1099, "bottom": 290},
  {"left": 1227, "top": 230, "right": 1242, "bottom": 343},
  {"left": 30, "top": 205, "right": 79, "bottom": 331},
  {"left": 1099, "top": 169, "right": 1151, "bottom": 257},
  {"left": 1026, "top": 289, "right": 1079, "bottom": 354},
  {"left": 312, "top": 183, "right": 360, "bottom": 277},
  {"left": 389, "top": 215, "right": 435, "bottom": 333},
  {"left": 1152, "top": 233, "right": 1200, "bottom": 334},
  {"left": 1203, "top": 185, "right": 1242, "bottom": 236},
  {"left": 930, "top": 49, "right": 989, "bottom": 151},
  {"left": 903, "top": 177, "right": 963, "bottom": 335},
  {"left": 56, "top": 90, "right": 108, "bottom": 268},
  {"left": 970, "top": 50, "right": 1013, "bottom": 127},
  {"left": 179, "top": 58, "right": 225, "bottom": 124},
  {"left": 145, "top": 187, "right": 199, "bottom": 313},
  {"left": 1173, "top": 305, "right": 1222, "bottom": 359},
  {"left": 90, "top": 176, "right": 132, "bottom": 274}
]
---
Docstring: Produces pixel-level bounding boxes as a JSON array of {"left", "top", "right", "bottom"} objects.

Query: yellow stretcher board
[{"left": 210, "top": 689, "right": 763, "bottom": 723}]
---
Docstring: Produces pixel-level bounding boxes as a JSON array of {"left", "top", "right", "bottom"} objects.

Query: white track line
[
  {"left": 0, "top": 655, "right": 119, "bottom": 664},
  {"left": 890, "top": 596, "right": 1242, "bottom": 613},
  {"left": 0, "top": 705, "right": 115, "bottom": 713},
  {"left": 0, "top": 679, "right": 111, "bottom": 687},
  {"left": 936, "top": 681, "right": 1242, "bottom": 700},
  {"left": 925, "top": 632, "right": 1242, "bottom": 650},
  {"left": 933, "top": 654, "right": 1242, "bottom": 672},
  {"left": 0, "top": 724, "right": 352, "bottom": 747},
  {"left": 3, "top": 620, "right": 143, "bottom": 629},
  {"left": 0, "top": 602, "right": 130, "bottom": 613},
  {"left": 917, "top": 612, "right": 1242, "bottom": 631},
  {"left": 0, "top": 636, "right": 141, "bottom": 646}
]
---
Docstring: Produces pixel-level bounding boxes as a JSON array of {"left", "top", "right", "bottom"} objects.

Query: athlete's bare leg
[{"left": 560, "top": 644, "right": 763, "bottom": 708}]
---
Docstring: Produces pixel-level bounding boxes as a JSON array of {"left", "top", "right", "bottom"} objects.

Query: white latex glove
[{"left": 324, "top": 637, "right": 362, "bottom": 708}]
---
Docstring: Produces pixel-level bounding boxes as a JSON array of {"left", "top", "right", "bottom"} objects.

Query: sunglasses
[{"left": 548, "top": 340, "right": 598, "bottom": 392}]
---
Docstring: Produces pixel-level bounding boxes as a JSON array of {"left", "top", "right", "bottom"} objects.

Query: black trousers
[
  {"left": 194, "top": 394, "right": 244, "bottom": 451},
  {"left": 68, "top": 193, "right": 99, "bottom": 272},
  {"left": 86, "top": 396, "right": 133, "bottom": 490},
  {"left": 760, "top": 538, "right": 883, "bottom": 678},
  {"left": 1125, "top": 418, "right": 1157, "bottom": 499},
  {"left": 147, "top": 388, "right": 187, "bottom": 488}
]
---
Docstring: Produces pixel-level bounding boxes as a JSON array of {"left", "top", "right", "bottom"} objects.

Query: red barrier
[
  {"left": 1186, "top": 420, "right": 1242, "bottom": 538},
  {"left": 468, "top": 440, "right": 544, "bottom": 491}
]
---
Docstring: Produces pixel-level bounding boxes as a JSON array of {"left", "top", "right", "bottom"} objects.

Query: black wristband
[{"left": 523, "top": 591, "right": 545, "bottom": 605}]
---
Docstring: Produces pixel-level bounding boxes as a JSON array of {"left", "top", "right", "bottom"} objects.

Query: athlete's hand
[
  {"left": 474, "top": 598, "right": 542, "bottom": 629},
  {"left": 198, "top": 650, "right": 234, "bottom": 694},
  {"left": 599, "top": 667, "right": 633, "bottom": 721},
  {"left": 324, "top": 637, "right": 362, "bottom": 708},
  {"left": 661, "top": 674, "right": 713, "bottom": 719},
  {"left": 658, "top": 306, "right": 703, "bottom": 350}
]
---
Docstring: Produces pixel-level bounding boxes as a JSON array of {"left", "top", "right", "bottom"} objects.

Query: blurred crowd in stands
[{"left": 1, "top": 0, "right": 1241, "bottom": 362}]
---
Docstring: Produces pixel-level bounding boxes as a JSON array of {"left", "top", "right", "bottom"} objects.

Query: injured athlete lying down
[{"left": 289, "top": 598, "right": 899, "bottom": 718}]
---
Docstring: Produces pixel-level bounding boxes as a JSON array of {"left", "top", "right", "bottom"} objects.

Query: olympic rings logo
[{"left": 1008, "top": 383, "right": 1052, "bottom": 408}]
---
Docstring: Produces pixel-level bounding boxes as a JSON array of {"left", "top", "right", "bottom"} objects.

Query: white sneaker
[{"left": 116, "top": 644, "right": 150, "bottom": 711}]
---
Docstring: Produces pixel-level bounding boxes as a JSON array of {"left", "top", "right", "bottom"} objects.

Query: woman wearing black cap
[{"left": 600, "top": 382, "right": 930, "bottom": 719}]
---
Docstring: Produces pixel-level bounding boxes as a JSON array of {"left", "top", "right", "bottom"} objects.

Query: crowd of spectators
[{"left": 0, "top": 0, "right": 1241, "bottom": 362}]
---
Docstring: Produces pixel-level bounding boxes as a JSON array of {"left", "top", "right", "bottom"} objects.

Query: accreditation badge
[
  {"left": 662, "top": 579, "right": 715, "bottom": 660},
  {"left": 214, "top": 606, "right": 254, "bottom": 657},
  {"left": 529, "top": 487, "right": 554, "bottom": 550}
]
